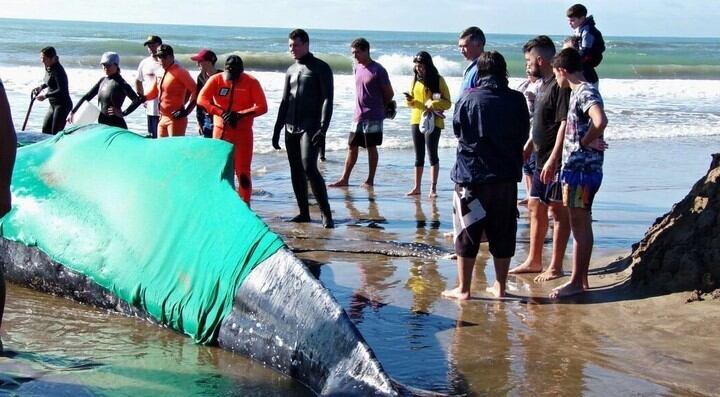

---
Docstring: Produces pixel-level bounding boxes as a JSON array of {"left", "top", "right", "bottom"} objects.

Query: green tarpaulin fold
[{"left": 1, "top": 125, "right": 284, "bottom": 343}]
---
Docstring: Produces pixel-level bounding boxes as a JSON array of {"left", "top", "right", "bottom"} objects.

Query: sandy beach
[{"left": 2, "top": 132, "right": 718, "bottom": 396}]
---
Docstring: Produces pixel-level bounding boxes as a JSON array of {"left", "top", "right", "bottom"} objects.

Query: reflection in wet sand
[{"left": 0, "top": 284, "right": 311, "bottom": 396}]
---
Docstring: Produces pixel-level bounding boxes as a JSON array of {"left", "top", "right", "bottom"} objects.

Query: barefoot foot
[
  {"left": 428, "top": 190, "right": 437, "bottom": 199},
  {"left": 406, "top": 188, "right": 420, "bottom": 196},
  {"left": 441, "top": 287, "right": 471, "bottom": 300},
  {"left": 485, "top": 282, "right": 506, "bottom": 298},
  {"left": 328, "top": 180, "right": 349, "bottom": 188},
  {"left": 549, "top": 282, "right": 585, "bottom": 299},
  {"left": 509, "top": 261, "right": 543, "bottom": 274},
  {"left": 534, "top": 269, "right": 564, "bottom": 283}
]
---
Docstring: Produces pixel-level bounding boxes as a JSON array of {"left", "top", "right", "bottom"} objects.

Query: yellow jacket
[{"left": 405, "top": 76, "right": 452, "bottom": 129}]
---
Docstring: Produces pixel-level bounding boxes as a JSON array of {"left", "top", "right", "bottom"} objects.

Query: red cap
[{"left": 190, "top": 49, "right": 217, "bottom": 63}]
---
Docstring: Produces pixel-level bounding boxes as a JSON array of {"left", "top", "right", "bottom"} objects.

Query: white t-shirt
[{"left": 135, "top": 56, "right": 162, "bottom": 116}]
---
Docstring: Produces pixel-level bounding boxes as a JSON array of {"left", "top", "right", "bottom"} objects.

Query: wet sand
[
  {"left": 1, "top": 135, "right": 719, "bottom": 395},
  {"left": 251, "top": 136, "right": 720, "bottom": 395}
]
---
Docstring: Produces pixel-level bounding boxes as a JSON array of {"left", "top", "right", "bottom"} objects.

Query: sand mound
[{"left": 626, "top": 154, "right": 720, "bottom": 296}]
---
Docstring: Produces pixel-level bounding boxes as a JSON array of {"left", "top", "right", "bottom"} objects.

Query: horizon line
[{"left": 2, "top": 16, "right": 719, "bottom": 40}]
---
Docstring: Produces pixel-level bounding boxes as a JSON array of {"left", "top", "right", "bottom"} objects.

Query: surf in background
[{"left": 1, "top": 17, "right": 719, "bottom": 152}]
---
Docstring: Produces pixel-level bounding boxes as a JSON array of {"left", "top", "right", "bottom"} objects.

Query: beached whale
[{"left": 0, "top": 125, "right": 412, "bottom": 396}]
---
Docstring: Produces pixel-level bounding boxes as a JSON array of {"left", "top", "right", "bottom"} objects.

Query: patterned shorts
[{"left": 561, "top": 170, "right": 603, "bottom": 210}]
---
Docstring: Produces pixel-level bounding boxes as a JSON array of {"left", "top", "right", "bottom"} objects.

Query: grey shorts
[{"left": 349, "top": 120, "right": 383, "bottom": 148}]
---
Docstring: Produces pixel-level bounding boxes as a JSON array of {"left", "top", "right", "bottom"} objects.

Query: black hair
[
  {"left": 412, "top": 51, "right": 441, "bottom": 94},
  {"left": 567, "top": 4, "right": 588, "bottom": 18},
  {"left": 225, "top": 55, "right": 244, "bottom": 75},
  {"left": 156, "top": 44, "right": 174, "bottom": 58},
  {"left": 552, "top": 48, "right": 583, "bottom": 73},
  {"left": 459, "top": 26, "right": 486, "bottom": 47},
  {"left": 476, "top": 51, "right": 508, "bottom": 86},
  {"left": 40, "top": 46, "right": 57, "bottom": 58},
  {"left": 563, "top": 36, "right": 580, "bottom": 50},
  {"left": 522, "top": 35, "right": 556, "bottom": 61},
  {"left": 289, "top": 29, "right": 309, "bottom": 44},
  {"left": 351, "top": 38, "right": 370, "bottom": 52}
]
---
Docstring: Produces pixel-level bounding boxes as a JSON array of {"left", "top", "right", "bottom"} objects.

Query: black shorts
[
  {"left": 530, "top": 168, "right": 563, "bottom": 204},
  {"left": 523, "top": 152, "right": 536, "bottom": 176},
  {"left": 348, "top": 120, "right": 383, "bottom": 148},
  {"left": 453, "top": 182, "right": 518, "bottom": 258}
]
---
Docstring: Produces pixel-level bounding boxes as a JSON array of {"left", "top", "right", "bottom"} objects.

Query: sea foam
[{"left": 2, "top": 65, "right": 719, "bottom": 153}]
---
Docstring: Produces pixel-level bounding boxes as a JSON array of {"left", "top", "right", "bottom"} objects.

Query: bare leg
[
  {"left": 406, "top": 166, "right": 423, "bottom": 196},
  {"left": 428, "top": 164, "right": 439, "bottom": 198},
  {"left": 329, "top": 146, "right": 359, "bottom": 187},
  {"left": 363, "top": 145, "right": 378, "bottom": 187},
  {"left": 486, "top": 257, "right": 511, "bottom": 298},
  {"left": 550, "top": 207, "right": 593, "bottom": 298},
  {"left": 442, "top": 256, "right": 475, "bottom": 300},
  {"left": 519, "top": 174, "right": 532, "bottom": 205},
  {"left": 535, "top": 202, "right": 570, "bottom": 282},
  {"left": 509, "top": 198, "right": 547, "bottom": 273}
]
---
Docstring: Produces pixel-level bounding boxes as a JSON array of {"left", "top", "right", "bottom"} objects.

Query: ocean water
[{"left": 1, "top": 17, "right": 719, "bottom": 149}]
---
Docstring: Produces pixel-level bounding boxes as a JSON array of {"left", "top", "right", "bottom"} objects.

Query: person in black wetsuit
[
  {"left": 68, "top": 52, "right": 140, "bottom": 129},
  {"left": 272, "top": 29, "right": 334, "bottom": 228},
  {"left": 33, "top": 46, "right": 73, "bottom": 134}
]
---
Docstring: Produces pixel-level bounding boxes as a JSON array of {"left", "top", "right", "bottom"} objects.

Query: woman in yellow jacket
[{"left": 404, "top": 51, "right": 451, "bottom": 198}]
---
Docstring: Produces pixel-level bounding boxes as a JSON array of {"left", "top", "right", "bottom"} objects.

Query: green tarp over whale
[{"left": 0, "top": 124, "right": 284, "bottom": 343}]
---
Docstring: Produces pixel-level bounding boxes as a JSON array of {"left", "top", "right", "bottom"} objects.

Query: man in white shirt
[{"left": 135, "top": 35, "right": 163, "bottom": 138}]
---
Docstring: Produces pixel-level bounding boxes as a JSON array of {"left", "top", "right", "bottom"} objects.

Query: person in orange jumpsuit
[
  {"left": 142, "top": 44, "right": 197, "bottom": 137},
  {"left": 197, "top": 55, "right": 268, "bottom": 204}
]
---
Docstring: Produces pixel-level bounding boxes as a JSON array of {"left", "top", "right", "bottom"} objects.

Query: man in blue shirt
[{"left": 457, "top": 26, "right": 486, "bottom": 97}]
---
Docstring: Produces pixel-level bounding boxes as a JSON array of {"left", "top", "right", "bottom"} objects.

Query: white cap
[{"left": 100, "top": 52, "right": 120, "bottom": 66}]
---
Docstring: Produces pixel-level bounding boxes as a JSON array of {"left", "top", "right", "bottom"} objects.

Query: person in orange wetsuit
[
  {"left": 197, "top": 55, "right": 268, "bottom": 204},
  {"left": 141, "top": 44, "right": 197, "bottom": 137}
]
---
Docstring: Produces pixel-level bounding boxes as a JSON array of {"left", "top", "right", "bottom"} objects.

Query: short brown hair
[
  {"left": 289, "top": 29, "right": 309, "bottom": 43},
  {"left": 351, "top": 38, "right": 370, "bottom": 52},
  {"left": 567, "top": 4, "right": 588, "bottom": 18},
  {"left": 459, "top": 26, "right": 486, "bottom": 47}
]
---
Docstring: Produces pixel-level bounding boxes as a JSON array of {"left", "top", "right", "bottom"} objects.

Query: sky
[{"left": 4, "top": 0, "right": 720, "bottom": 37}]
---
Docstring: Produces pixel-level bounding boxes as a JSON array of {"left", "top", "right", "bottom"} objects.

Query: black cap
[
  {"left": 144, "top": 35, "right": 162, "bottom": 46},
  {"left": 225, "top": 55, "right": 243, "bottom": 69},
  {"left": 155, "top": 44, "right": 174, "bottom": 58}
]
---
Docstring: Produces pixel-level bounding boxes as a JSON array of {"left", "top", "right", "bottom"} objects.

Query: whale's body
[{"left": 0, "top": 125, "right": 405, "bottom": 395}]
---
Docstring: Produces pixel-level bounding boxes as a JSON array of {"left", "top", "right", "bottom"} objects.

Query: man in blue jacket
[{"left": 442, "top": 51, "right": 529, "bottom": 300}]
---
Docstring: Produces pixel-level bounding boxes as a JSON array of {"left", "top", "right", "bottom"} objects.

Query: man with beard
[{"left": 509, "top": 35, "right": 571, "bottom": 283}]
